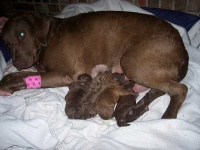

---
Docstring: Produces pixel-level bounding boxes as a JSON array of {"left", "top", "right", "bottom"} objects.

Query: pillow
[
  {"left": 0, "top": 37, "right": 11, "bottom": 62},
  {"left": 142, "top": 7, "right": 200, "bottom": 31}
]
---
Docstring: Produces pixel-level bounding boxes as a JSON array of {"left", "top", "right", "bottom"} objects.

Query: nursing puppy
[
  {"left": 65, "top": 74, "right": 93, "bottom": 119},
  {"left": 114, "top": 88, "right": 167, "bottom": 126},
  {"left": 1, "top": 11, "right": 188, "bottom": 120},
  {"left": 114, "top": 94, "right": 148, "bottom": 127}
]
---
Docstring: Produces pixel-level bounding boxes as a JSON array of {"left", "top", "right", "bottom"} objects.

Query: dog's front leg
[
  {"left": 0, "top": 71, "right": 40, "bottom": 94},
  {"left": 0, "top": 71, "right": 73, "bottom": 94},
  {"left": 40, "top": 72, "right": 73, "bottom": 88}
]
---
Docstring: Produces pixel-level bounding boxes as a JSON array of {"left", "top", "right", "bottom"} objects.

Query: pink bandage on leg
[{"left": 23, "top": 75, "right": 41, "bottom": 89}]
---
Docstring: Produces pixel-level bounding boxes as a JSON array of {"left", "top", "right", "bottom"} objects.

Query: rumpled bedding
[
  {"left": 188, "top": 20, "right": 200, "bottom": 49},
  {"left": 0, "top": 0, "right": 200, "bottom": 149}
]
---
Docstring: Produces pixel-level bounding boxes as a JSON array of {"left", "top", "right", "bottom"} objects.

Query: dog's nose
[{"left": 13, "top": 60, "right": 24, "bottom": 70}]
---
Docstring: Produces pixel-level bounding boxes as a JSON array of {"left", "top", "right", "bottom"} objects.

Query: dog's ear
[{"left": 23, "top": 13, "right": 50, "bottom": 46}]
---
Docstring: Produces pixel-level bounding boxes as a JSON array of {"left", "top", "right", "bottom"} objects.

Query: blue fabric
[
  {"left": 0, "top": 37, "right": 11, "bottom": 62},
  {"left": 142, "top": 7, "right": 200, "bottom": 31}
]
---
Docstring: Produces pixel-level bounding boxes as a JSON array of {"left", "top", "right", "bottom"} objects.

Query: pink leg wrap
[{"left": 23, "top": 75, "right": 41, "bottom": 89}]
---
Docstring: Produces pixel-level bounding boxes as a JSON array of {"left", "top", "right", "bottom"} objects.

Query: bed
[{"left": 0, "top": 0, "right": 200, "bottom": 149}]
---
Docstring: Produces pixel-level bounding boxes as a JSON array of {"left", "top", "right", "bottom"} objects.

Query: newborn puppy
[
  {"left": 81, "top": 71, "right": 135, "bottom": 120},
  {"left": 65, "top": 74, "right": 92, "bottom": 119},
  {"left": 114, "top": 94, "right": 148, "bottom": 127},
  {"left": 114, "top": 88, "right": 165, "bottom": 126}
]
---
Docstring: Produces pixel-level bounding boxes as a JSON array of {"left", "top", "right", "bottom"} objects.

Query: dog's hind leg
[
  {"left": 159, "top": 80, "right": 188, "bottom": 118},
  {"left": 120, "top": 46, "right": 188, "bottom": 119},
  {"left": 135, "top": 84, "right": 187, "bottom": 119}
]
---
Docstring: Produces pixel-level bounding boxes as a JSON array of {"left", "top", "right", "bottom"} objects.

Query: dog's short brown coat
[{"left": 1, "top": 11, "right": 188, "bottom": 119}]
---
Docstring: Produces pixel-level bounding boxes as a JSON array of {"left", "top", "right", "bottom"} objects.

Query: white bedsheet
[
  {"left": 188, "top": 20, "right": 200, "bottom": 49},
  {"left": 1, "top": 0, "right": 200, "bottom": 149}
]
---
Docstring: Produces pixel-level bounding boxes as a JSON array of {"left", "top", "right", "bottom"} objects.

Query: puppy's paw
[
  {"left": 65, "top": 105, "right": 82, "bottom": 119},
  {"left": 80, "top": 103, "right": 97, "bottom": 119}
]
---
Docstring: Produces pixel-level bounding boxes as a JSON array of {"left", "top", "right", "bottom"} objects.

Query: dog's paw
[
  {"left": 0, "top": 90, "right": 11, "bottom": 96},
  {"left": 0, "top": 73, "right": 26, "bottom": 93},
  {"left": 0, "top": 71, "right": 38, "bottom": 93},
  {"left": 161, "top": 111, "right": 177, "bottom": 119}
]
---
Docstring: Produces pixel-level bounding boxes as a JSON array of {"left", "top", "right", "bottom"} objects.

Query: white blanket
[
  {"left": 1, "top": 0, "right": 200, "bottom": 149},
  {"left": 188, "top": 20, "right": 200, "bottom": 49}
]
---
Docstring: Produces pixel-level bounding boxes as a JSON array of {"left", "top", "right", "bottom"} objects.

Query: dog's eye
[
  {"left": 18, "top": 32, "right": 25, "bottom": 42},
  {"left": 20, "top": 32, "right": 25, "bottom": 37},
  {"left": 19, "top": 32, "right": 25, "bottom": 40}
]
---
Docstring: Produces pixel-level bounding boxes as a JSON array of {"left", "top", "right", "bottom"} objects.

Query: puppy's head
[
  {"left": 114, "top": 94, "right": 148, "bottom": 127},
  {"left": 2, "top": 13, "right": 49, "bottom": 70},
  {"left": 114, "top": 95, "right": 149, "bottom": 127}
]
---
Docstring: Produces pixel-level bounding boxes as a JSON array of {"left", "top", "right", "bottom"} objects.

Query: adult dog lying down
[{"left": 1, "top": 11, "right": 188, "bottom": 120}]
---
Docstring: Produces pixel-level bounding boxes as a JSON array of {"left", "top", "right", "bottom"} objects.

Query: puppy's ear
[{"left": 23, "top": 13, "right": 50, "bottom": 46}]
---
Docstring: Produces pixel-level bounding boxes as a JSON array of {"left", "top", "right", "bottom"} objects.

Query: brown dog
[{"left": 1, "top": 11, "right": 188, "bottom": 120}]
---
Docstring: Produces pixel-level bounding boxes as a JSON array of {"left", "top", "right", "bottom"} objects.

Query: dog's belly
[{"left": 91, "top": 63, "right": 123, "bottom": 78}]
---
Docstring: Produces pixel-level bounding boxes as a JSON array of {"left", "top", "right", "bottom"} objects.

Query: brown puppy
[
  {"left": 114, "top": 94, "right": 148, "bottom": 127},
  {"left": 114, "top": 89, "right": 166, "bottom": 126},
  {"left": 65, "top": 74, "right": 93, "bottom": 119},
  {"left": 1, "top": 11, "right": 188, "bottom": 120}
]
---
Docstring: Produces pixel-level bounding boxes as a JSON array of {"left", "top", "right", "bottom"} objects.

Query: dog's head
[{"left": 1, "top": 13, "right": 49, "bottom": 70}]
